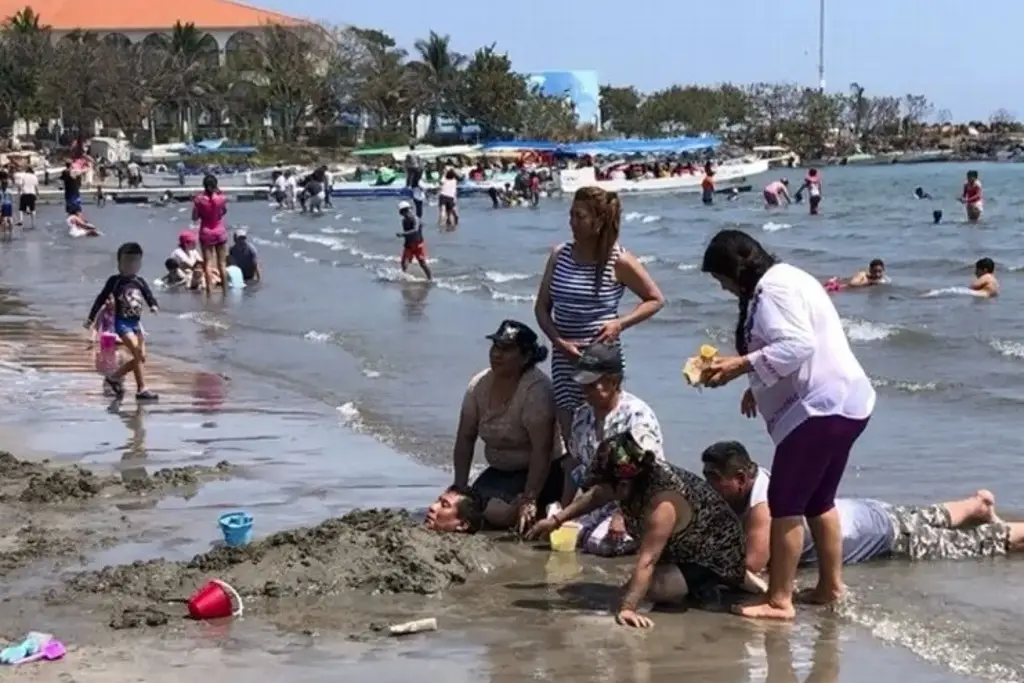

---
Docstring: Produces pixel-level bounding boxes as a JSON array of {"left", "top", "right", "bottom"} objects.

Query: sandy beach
[
  {"left": 4, "top": 171, "right": 1023, "bottom": 682},
  {"left": 0, "top": 310, "right": 979, "bottom": 683}
]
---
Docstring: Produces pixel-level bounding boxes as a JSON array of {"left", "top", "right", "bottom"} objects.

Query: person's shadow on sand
[{"left": 510, "top": 581, "right": 623, "bottom": 613}]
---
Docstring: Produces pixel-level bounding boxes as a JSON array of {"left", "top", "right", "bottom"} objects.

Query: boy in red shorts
[{"left": 397, "top": 200, "right": 432, "bottom": 281}]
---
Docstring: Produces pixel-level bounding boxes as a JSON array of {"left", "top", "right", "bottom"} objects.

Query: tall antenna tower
[{"left": 817, "top": 0, "right": 826, "bottom": 91}]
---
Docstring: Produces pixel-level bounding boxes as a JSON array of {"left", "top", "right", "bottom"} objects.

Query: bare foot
[
  {"left": 732, "top": 597, "right": 796, "bottom": 620},
  {"left": 974, "top": 489, "right": 1001, "bottom": 524},
  {"left": 797, "top": 585, "right": 846, "bottom": 605}
]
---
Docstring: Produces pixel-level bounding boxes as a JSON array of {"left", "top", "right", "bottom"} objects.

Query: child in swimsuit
[
  {"left": 803, "top": 169, "right": 822, "bottom": 215},
  {"left": 84, "top": 242, "right": 159, "bottom": 402},
  {"left": 961, "top": 170, "right": 983, "bottom": 222}
]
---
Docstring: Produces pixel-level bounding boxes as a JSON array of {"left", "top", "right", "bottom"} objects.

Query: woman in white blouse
[{"left": 699, "top": 229, "right": 875, "bottom": 620}]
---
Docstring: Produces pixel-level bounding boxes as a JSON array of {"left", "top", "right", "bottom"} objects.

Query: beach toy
[
  {"left": 10, "top": 640, "right": 65, "bottom": 666},
  {"left": 218, "top": 511, "right": 253, "bottom": 547},
  {"left": 682, "top": 344, "right": 718, "bottom": 386},
  {"left": 187, "top": 579, "right": 244, "bottom": 620},
  {"left": 388, "top": 618, "right": 438, "bottom": 636},
  {"left": 99, "top": 332, "right": 118, "bottom": 351},
  {"left": 225, "top": 265, "right": 245, "bottom": 289},
  {"left": 549, "top": 522, "right": 581, "bottom": 552},
  {"left": 0, "top": 636, "right": 41, "bottom": 664}
]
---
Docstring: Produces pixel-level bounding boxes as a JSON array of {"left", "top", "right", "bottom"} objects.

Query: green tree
[
  {"left": 345, "top": 27, "right": 419, "bottom": 143},
  {"left": 452, "top": 45, "right": 525, "bottom": 138},
  {"left": 410, "top": 31, "right": 465, "bottom": 135},
  {"left": 518, "top": 86, "right": 578, "bottom": 140},
  {"left": 249, "top": 25, "right": 328, "bottom": 142},
  {"left": 0, "top": 8, "right": 51, "bottom": 127},
  {"left": 44, "top": 31, "right": 108, "bottom": 139},
  {"left": 598, "top": 85, "right": 643, "bottom": 137}
]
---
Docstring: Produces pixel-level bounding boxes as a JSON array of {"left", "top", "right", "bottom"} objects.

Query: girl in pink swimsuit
[
  {"left": 960, "top": 170, "right": 983, "bottom": 222},
  {"left": 192, "top": 174, "right": 229, "bottom": 293}
]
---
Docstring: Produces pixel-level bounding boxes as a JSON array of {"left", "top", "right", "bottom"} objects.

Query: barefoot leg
[
  {"left": 734, "top": 516, "right": 801, "bottom": 620},
  {"left": 942, "top": 489, "right": 997, "bottom": 527}
]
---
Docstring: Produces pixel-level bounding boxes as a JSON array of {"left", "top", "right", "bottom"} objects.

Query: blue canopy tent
[
  {"left": 478, "top": 140, "right": 565, "bottom": 153},
  {"left": 179, "top": 139, "right": 258, "bottom": 156}
]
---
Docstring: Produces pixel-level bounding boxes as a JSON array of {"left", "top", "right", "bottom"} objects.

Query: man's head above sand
[{"left": 425, "top": 486, "right": 486, "bottom": 533}]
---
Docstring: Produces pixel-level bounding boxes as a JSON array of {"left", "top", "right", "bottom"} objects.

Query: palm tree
[
  {"left": 4, "top": 7, "right": 46, "bottom": 33},
  {"left": 411, "top": 31, "right": 465, "bottom": 135},
  {"left": 165, "top": 21, "right": 219, "bottom": 140},
  {"left": 849, "top": 82, "right": 867, "bottom": 138}
]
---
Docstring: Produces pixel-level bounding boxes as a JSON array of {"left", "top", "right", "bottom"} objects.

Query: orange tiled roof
[{"left": 0, "top": 0, "right": 303, "bottom": 31}]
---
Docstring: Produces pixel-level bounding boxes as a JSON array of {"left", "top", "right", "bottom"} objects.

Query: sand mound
[
  {"left": 0, "top": 451, "right": 233, "bottom": 503},
  {"left": 57, "top": 509, "right": 503, "bottom": 629}
]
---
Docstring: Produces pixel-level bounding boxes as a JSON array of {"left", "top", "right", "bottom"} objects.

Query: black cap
[
  {"left": 572, "top": 343, "right": 624, "bottom": 384},
  {"left": 486, "top": 319, "right": 539, "bottom": 352}
]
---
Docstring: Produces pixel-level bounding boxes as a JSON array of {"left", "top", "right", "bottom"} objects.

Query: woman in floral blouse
[{"left": 562, "top": 342, "right": 664, "bottom": 556}]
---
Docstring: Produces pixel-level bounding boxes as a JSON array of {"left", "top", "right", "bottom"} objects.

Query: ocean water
[{"left": 1, "top": 161, "right": 1022, "bottom": 681}]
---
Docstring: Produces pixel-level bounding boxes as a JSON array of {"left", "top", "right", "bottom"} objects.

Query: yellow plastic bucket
[{"left": 549, "top": 523, "right": 580, "bottom": 552}]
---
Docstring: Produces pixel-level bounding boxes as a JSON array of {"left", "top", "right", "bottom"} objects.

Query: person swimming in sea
[
  {"left": 847, "top": 258, "right": 888, "bottom": 288},
  {"left": 960, "top": 170, "right": 983, "bottom": 222},
  {"left": 969, "top": 257, "right": 998, "bottom": 298},
  {"left": 914, "top": 187, "right": 933, "bottom": 200},
  {"left": 933, "top": 209, "right": 943, "bottom": 224}
]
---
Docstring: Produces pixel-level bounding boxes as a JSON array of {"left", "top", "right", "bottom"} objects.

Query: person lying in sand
[
  {"left": 701, "top": 440, "right": 1024, "bottom": 579},
  {"left": 969, "top": 257, "right": 998, "bottom": 298},
  {"left": 426, "top": 485, "right": 514, "bottom": 532}
]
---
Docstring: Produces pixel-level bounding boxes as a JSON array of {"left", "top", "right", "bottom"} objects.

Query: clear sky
[{"left": 257, "top": 0, "right": 1019, "bottom": 121}]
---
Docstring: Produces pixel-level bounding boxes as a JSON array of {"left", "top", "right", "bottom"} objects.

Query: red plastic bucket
[{"left": 187, "top": 579, "right": 244, "bottom": 620}]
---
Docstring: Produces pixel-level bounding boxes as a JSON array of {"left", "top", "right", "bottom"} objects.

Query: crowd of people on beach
[{"left": 424, "top": 185, "right": 1023, "bottom": 629}]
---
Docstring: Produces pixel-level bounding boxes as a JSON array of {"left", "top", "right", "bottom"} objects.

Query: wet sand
[{"left": 0, "top": 299, "right": 983, "bottom": 682}]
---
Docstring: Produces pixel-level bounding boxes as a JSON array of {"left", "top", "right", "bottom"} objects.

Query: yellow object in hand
[{"left": 683, "top": 344, "right": 719, "bottom": 386}]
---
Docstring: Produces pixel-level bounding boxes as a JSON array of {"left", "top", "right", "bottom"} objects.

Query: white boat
[
  {"left": 752, "top": 145, "right": 800, "bottom": 168},
  {"left": 555, "top": 157, "right": 771, "bottom": 195}
]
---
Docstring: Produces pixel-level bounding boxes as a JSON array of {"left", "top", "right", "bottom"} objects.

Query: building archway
[
  {"left": 225, "top": 31, "right": 261, "bottom": 70},
  {"left": 102, "top": 32, "right": 132, "bottom": 50},
  {"left": 197, "top": 32, "right": 220, "bottom": 66},
  {"left": 140, "top": 32, "right": 169, "bottom": 51}
]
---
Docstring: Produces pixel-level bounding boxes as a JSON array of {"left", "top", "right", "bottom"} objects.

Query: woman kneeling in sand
[
  {"left": 443, "top": 319, "right": 565, "bottom": 533},
  {"left": 527, "top": 431, "right": 766, "bottom": 628}
]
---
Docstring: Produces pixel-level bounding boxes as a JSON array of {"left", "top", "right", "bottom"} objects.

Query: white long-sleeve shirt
[{"left": 744, "top": 263, "right": 875, "bottom": 444}]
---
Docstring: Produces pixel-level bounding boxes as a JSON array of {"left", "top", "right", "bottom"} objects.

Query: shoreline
[{"left": 0, "top": 250, "right": 994, "bottom": 682}]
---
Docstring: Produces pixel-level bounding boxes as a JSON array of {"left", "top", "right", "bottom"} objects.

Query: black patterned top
[{"left": 617, "top": 461, "right": 747, "bottom": 585}]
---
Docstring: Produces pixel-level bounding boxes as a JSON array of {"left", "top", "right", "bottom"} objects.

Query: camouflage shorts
[{"left": 885, "top": 503, "right": 1010, "bottom": 561}]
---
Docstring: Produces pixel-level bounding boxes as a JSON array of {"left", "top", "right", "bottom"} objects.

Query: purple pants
[{"left": 768, "top": 415, "right": 869, "bottom": 518}]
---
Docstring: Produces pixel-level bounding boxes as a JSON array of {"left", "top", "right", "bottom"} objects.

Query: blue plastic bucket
[{"left": 218, "top": 511, "right": 253, "bottom": 548}]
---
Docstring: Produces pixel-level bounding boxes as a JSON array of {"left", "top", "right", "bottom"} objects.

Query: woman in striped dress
[{"left": 534, "top": 186, "right": 665, "bottom": 449}]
